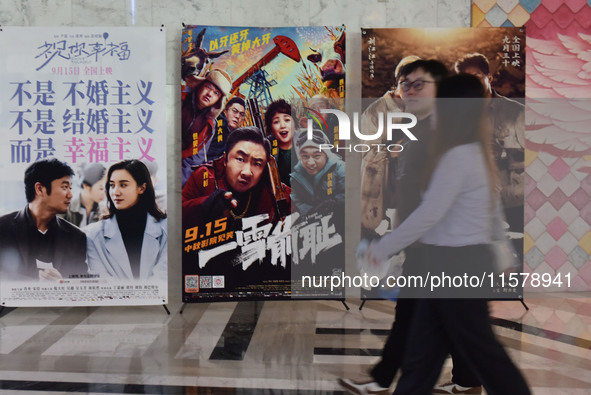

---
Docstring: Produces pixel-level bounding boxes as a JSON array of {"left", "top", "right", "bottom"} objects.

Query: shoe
[
  {"left": 337, "top": 377, "right": 390, "bottom": 395},
  {"left": 432, "top": 381, "right": 482, "bottom": 394}
]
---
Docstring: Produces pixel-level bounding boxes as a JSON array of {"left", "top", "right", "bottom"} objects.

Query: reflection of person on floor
[
  {"left": 85, "top": 160, "right": 167, "bottom": 282},
  {"left": 264, "top": 99, "right": 294, "bottom": 187},
  {"left": 64, "top": 163, "right": 106, "bottom": 228},
  {"left": 290, "top": 129, "right": 345, "bottom": 218},
  {"left": 182, "top": 126, "right": 290, "bottom": 228},
  {"left": 0, "top": 159, "right": 87, "bottom": 281},
  {"left": 366, "top": 75, "right": 531, "bottom": 395}
]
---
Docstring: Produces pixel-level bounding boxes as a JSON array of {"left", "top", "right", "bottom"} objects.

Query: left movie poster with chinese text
[
  {"left": 180, "top": 25, "right": 346, "bottom": 302},
  {"left": 0, "top": 27, "right": 168, "bottom": 307}
]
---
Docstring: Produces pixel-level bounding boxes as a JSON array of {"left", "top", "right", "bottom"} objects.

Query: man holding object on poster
[
  {"left": 182, "top": 126, "right": 290, "bottom": 228},
  {"left": 0, "top": 159, "right": 87, "bottom": 281}
]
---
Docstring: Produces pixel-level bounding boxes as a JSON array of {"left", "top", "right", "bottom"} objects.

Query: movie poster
[
  {"left": 360, "top": 27, "right": 525, "bottom": 300},
  {"left": 0, "top": 27, "right": 167, "bottom": 307},
  {"left": 180, "top": 25, "right": 346, "bottom": 302}
]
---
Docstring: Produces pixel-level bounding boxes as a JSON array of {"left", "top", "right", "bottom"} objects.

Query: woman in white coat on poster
[{"left": 85, "top": 159, "right": 167, "bottom": 282}]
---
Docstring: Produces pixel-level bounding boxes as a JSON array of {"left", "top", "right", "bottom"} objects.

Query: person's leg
[
  {"left": 370, "top": 297, "right": 417, "bottom": 387},
  {"left": 449, "top": 346, "right": 481, "bottom": 387},
  {"left": 437, "top": 298, "right": 530, "bottom": 395},
  {"left": 370, "top": 246, "right": 423, "bottom": 387},
  {"left": 392, "top": 299, "right": 450, "bottom": 395}
]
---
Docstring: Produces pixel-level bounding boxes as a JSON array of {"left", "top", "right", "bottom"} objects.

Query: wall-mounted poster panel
[
  {"left": 180, "top": 25, "right": 346, "bottom": 302},
  {"left": 360, "top": 27, "right": 525, "bottom": 300},
  {"left": 0, "top": 27, "right": 168, "bottom": 307}
]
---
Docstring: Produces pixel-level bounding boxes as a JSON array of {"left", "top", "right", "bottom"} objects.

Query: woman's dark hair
[
  {"left": 105, "top": 159, "right": 166, "bottom": 220},
  {"left": 264, "top": 99, "right": 292, "bottom": 136},
  {"left": 423, "top": 73, "right": 498, "bottom": 197}
]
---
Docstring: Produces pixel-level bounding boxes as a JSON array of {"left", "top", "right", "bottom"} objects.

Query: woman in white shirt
[{"left": 367, "top": 73, "right": 530, "bottom": 395}]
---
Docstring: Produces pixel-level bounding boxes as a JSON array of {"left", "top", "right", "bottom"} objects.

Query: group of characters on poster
[
  {"left": 0, "top": 28, "right": 168, "bottom": 306},
  {"left": 0, "top": 159, "right": 167, "bottom": 283},
  {"left": 359, "top": 28, "right": 525, "bottom": 298},
  {"left": 180, "top": 26, "right": 346, "bottom": 301}
]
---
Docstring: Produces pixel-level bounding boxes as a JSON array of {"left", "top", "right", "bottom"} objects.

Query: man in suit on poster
[{"left": 0, "top": 158, "right": 87, "bottom": 281}]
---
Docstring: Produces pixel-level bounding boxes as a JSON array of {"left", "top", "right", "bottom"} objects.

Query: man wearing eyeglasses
[
  {"left": 207, "top": 97, "right": 247, "bottom": 161},
  {"left": 341, "top": 59, "right": 451, "bottom": 395}
]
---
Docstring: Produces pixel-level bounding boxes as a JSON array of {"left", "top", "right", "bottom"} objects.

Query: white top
[{"left": 372, "top": 143, "right": 504, "bottom": 262}]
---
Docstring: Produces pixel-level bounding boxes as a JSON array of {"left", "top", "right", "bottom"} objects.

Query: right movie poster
[{"left": 360, "top": 27, "right": 526, "bottom": 300}]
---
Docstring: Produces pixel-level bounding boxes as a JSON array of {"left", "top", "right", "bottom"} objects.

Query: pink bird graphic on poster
[{"left": 526, "top": 8, "right": 591, "bottom": 171}]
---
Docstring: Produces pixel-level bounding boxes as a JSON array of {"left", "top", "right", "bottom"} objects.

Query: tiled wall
[{"left": 474, "top": 0, "right": 591, "bottom": 291}]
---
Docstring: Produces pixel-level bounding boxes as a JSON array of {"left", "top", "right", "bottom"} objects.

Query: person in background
[
  {"left": 85, "top": 160, "right": 167, "bottom": 282},
  {"left": 64, "top": 163, "right": 106, "bottom": 228}
]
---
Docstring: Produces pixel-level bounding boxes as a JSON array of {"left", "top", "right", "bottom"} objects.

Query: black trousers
[
  {"left": 370, "top": 247, "right": 421, "bottom": 388},
  {"left": 369, "top": 246, "right": 481, "bottom": 388},
  {"left": 392, "top": 245, "right": 530, "bottom": 395},
  {"left": 392, "top": 298, "right": 530, "bottom": 395}
]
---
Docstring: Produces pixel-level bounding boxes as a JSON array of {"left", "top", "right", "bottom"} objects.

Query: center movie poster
[
  {"left": 180, "top": 25, "right": 346, "bottom": 302},
  {"left": 0, "top": 27, "right": 168, "bottom": 307},
  {"left": 360, "top": 27, "right": 525, "bottom": 300}
]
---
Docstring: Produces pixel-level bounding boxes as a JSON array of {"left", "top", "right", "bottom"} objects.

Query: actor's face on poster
[
  {"left": 271, "top": 113, "right": 294, "bottom": 148},
  {"left": 109, "top": 170, "right": 146, "bottom": 210},
  {"left": 44, "top": 176, "right": 74, "bottom": 214},
  {"left": 225, "top": 141, "right": 267, "bottom": 193}
]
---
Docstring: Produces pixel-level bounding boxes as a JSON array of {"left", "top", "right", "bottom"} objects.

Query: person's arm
[{"left": 370, "top": 147, "right": 468, "bottom": 262}]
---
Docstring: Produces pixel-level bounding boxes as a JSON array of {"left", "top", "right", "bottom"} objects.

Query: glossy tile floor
[{"left": 0, "top": 292, "right": 590, "bottom": 394}]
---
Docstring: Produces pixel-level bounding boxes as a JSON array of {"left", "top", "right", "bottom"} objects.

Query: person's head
[
  {"left": 24, "top": 158, "right": 75, "bottom": 214},
  {"left": 224, "top": 126, "right": 271, "bottom": 193},
  {"left": 195, "top": 69, "right": 232, "bottom": 110},
  {"left": 308, "top": 95, "right": 330, "bottom": 113},
  {"left": 105, "top": 159, "right": 165, "bottom": 219},
  {"left": 294, "top": 129, "right": 331, "bottom": 176},
  {"left": 81, "top": 164, "right": 106, "bottom": 204},
  {"left": 264, "top": 99, "right": 294, "bottom": 150},
  {"left": 423, "top": 73, "right": 492, "bottom": 189},
  {"left": 454, "top": 53, "right": 493, "bottom": 97},
  {"left": 223, "top": 97, "right": 246, "bottom": 130},
  {"left": 392, "top": 55, "right": 421, "bottom": 96},
  {"left": 397, "top": 59, "right": 449, "bottom": 119}
]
